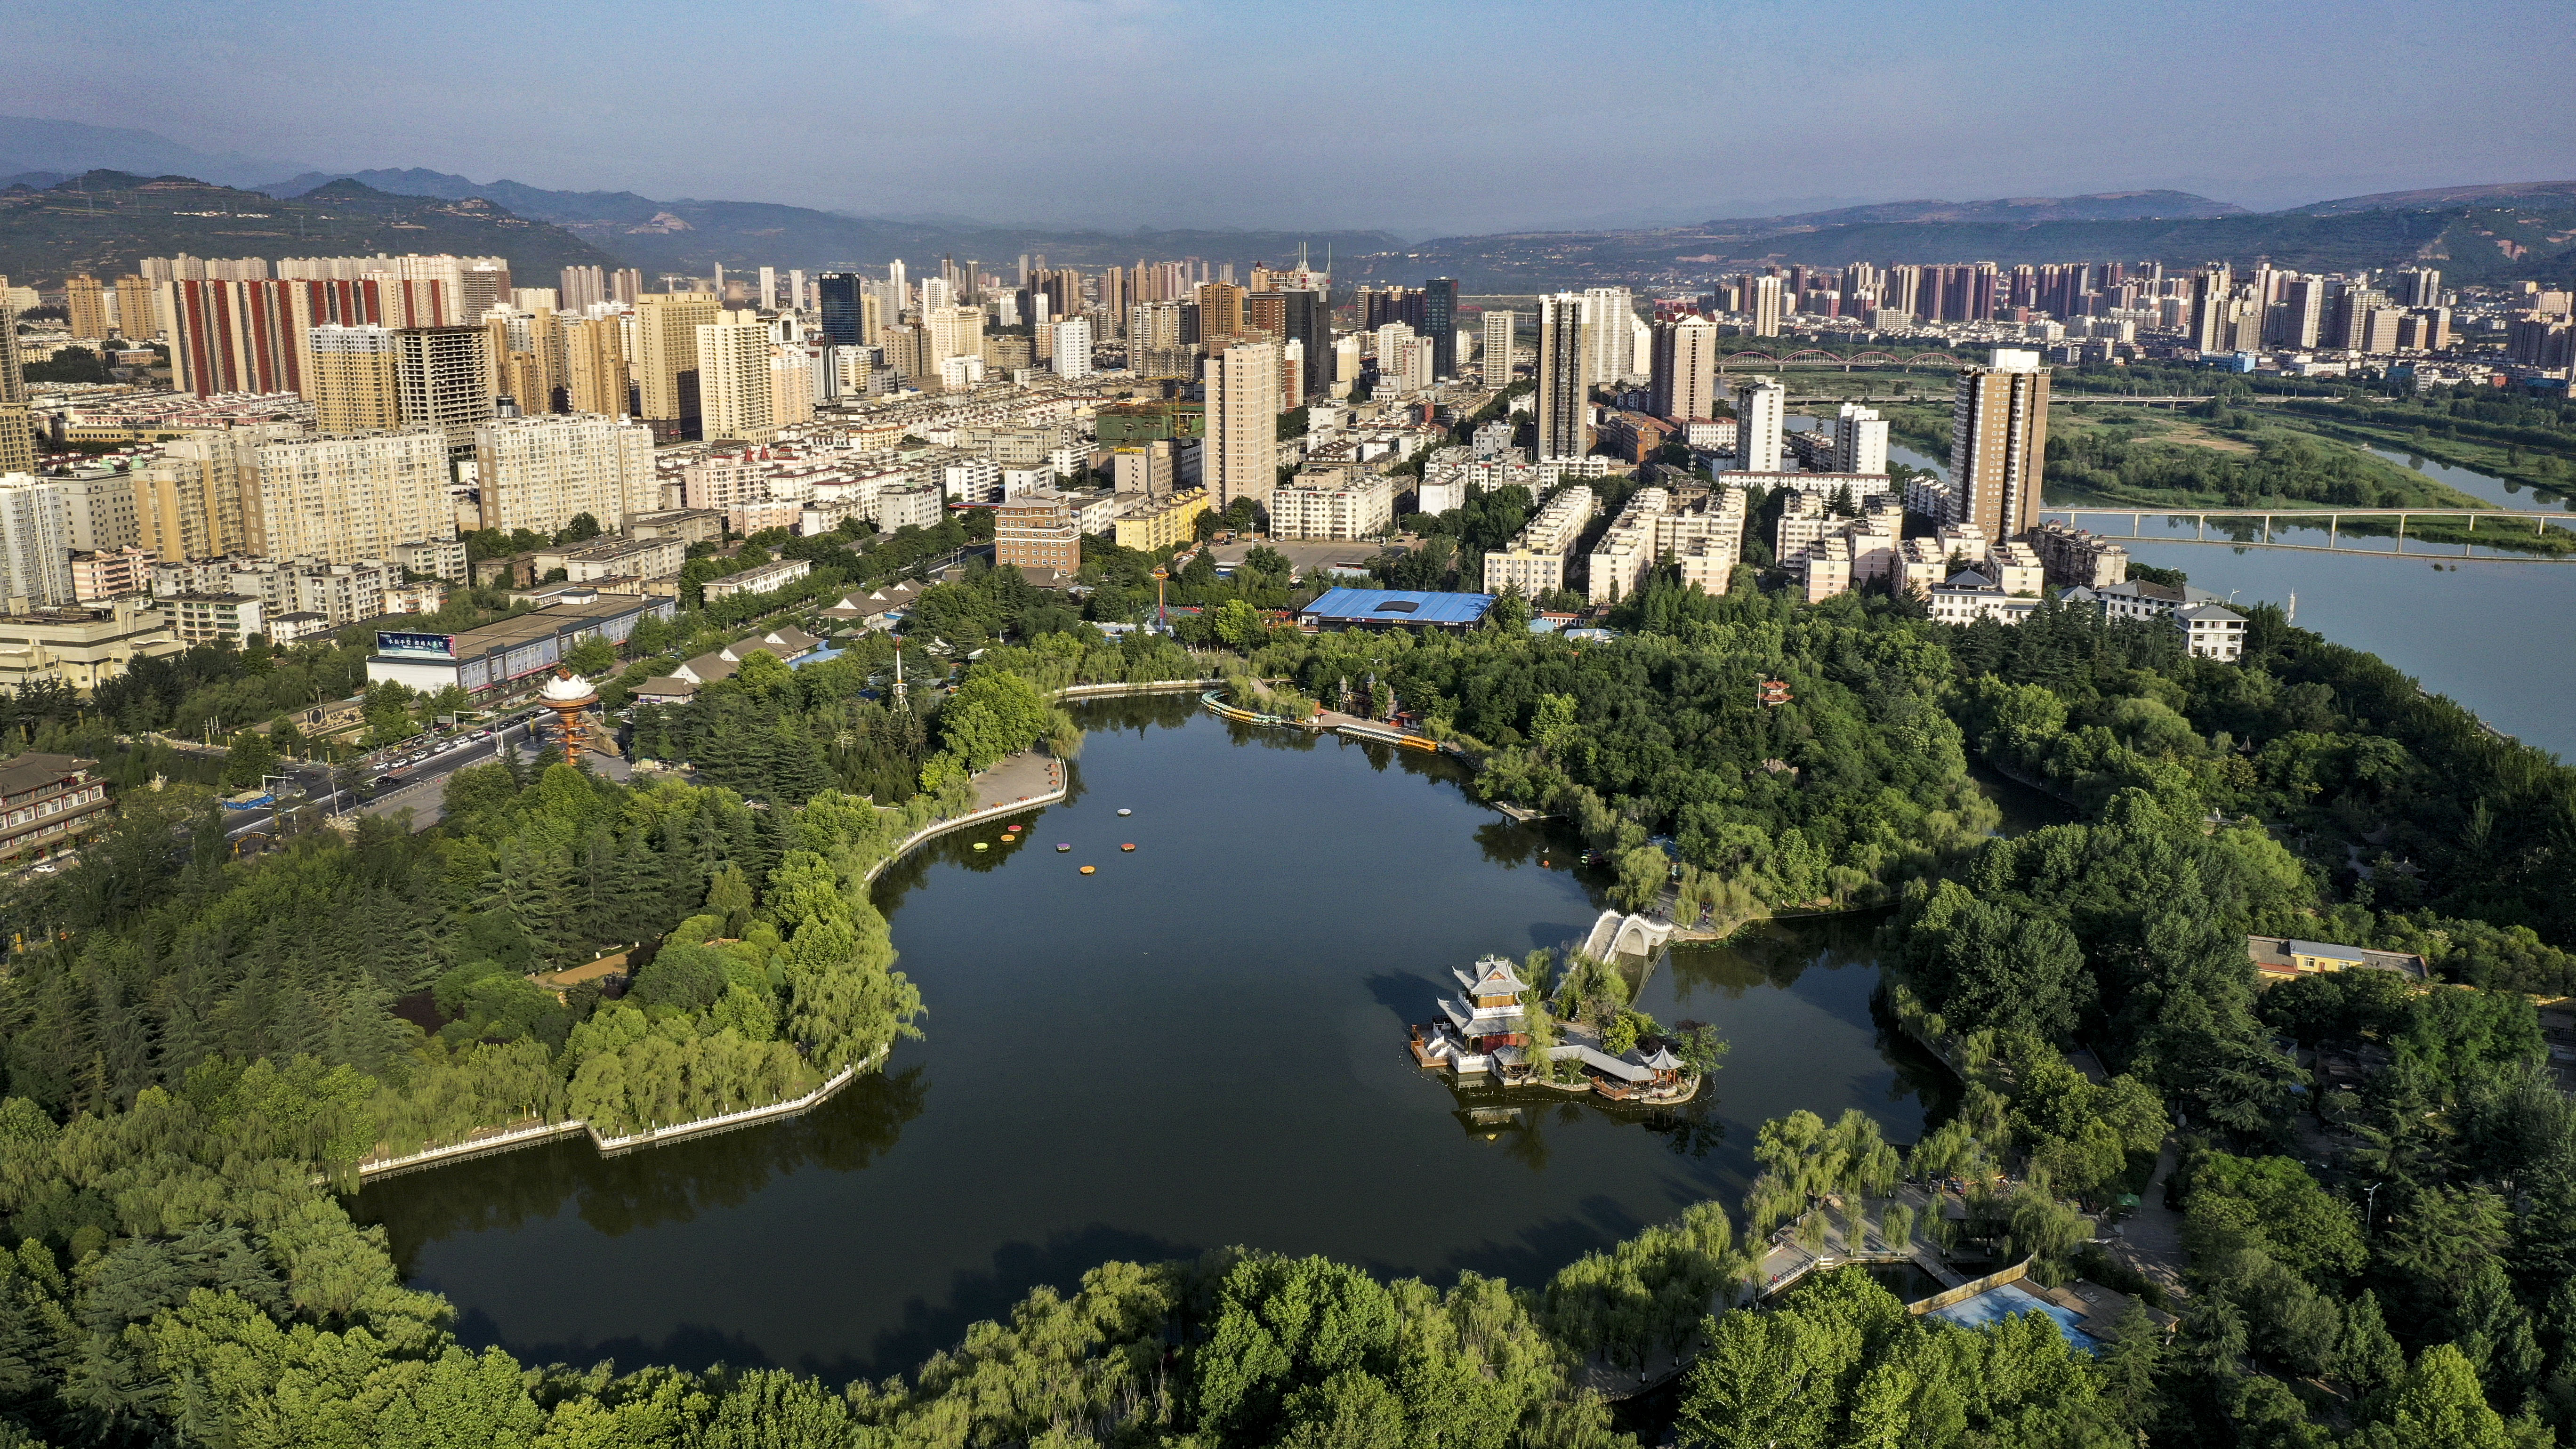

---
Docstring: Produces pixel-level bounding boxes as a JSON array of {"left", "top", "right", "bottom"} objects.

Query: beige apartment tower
[
  {"left": 0, "top": 306, "right": 30, "bottom": 475},
  {"left": 254, "top": 429, "right": 452, "bottom": 564},
  {"left": 1203, "top": 341, "right": 1283, "bottom": 512},
  {"left": 133, "top": 423, "right": 303, "bottom": 560},
  {"left": 1949, "top": 349, "right": 2051, "bottom": 541},
  {"left": 562, "top": 316, "right": 630, "bottom": 416},
  {"left": 1746, "top": 274, "right": 1784, "bottom": 338},
  {"left": 113, "top": 274, "right": 156, "bottom": 339},
  {"left": 473, "top": 414, "right": 656, "bottom": 535},
  {"left": 1481, "top": 309, "right": 1514, "bottom": 386},
  {"left": 696, "top": 314, "right": 778, "bottom": 443},
  {"left": 636, "top": 291, "right": 721, "bottom": 435},
  {"left": 306, "top": 324, "right": 402, "bottom": 432},
  {"left": 64, "top": 276, "right": 109, "bottom": 342}
]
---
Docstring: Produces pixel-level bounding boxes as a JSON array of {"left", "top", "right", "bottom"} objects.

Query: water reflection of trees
[
  {"left": 350, "top": 1066, "right": 930, "bottom": 1274},
  {"left": 1663, "top": 912, "right": 1887, "bottom": 999}
]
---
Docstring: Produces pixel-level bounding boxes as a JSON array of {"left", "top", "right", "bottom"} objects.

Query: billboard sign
[{"left": 377, "top": 631, "right": 455, "bottom": 657}]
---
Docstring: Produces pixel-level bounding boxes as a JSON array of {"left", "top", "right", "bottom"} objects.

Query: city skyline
[{"left": 12, "top": 0, "right": 2574, "bottom": 235}]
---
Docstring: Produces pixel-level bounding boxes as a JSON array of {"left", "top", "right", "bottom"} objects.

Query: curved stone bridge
[{"left": 1579, "top": 909, "right": 1672, "bottom": 961}]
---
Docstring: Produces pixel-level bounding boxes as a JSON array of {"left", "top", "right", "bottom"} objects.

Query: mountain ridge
[{"left": 0, "top": 170, "right": 613, "bottom": 286}]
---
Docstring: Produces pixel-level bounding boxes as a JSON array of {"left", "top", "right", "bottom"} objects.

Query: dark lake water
[{"left": 354, "top": 699, "right": 1947, "bottom": 1380}]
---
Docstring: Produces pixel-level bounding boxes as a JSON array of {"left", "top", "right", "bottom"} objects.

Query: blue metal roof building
[{"left": 1300, "top": 588, "right": 1497, "bottom": 631}]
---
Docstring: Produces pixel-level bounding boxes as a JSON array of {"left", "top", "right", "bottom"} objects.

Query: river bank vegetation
[{"left": 0, "top": 511, "right": 2572, "bottom": 1442}]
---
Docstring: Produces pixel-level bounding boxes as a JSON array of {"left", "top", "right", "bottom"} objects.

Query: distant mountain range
[
  {"left": 1708, "top": 190, "right": 2250, "bottom": 229},
  {"left": 255, "top": 168, "right": 1402, "bottom": 282},
  {"left": 1364, "top": 191, "right": 2576, "bottom": 292},
  {"left": 0, "top": 171, "right": 612, "bottom": 286}
]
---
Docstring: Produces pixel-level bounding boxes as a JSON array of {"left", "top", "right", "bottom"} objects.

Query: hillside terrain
[
  {"left": 0, "top": 171, "right": 615, "bottom": 287},
  {"left": 1708, "top": 189, "right": 2248, "bottom": 227},
  {"left": 1354, "top": 194, "right": 2576, "bottom": 290},
  {"left": 262, "top": 168, "right": 1403, "bottom": 278}
]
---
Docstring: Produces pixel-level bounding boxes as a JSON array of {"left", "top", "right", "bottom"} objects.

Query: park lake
[{"left": 354, "top": 698, "right": 1954, "bottom": 1380}]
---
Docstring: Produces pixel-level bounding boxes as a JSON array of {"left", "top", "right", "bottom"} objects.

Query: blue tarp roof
[
  {"left": 1927, "top": 1283, "right": 2103, "bottom": 1355},
  {"left": 1301, "top": 588, "right": 1496, "bottom": 627}
]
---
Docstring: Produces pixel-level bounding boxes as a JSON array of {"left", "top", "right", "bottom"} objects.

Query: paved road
[
  {"left": 223, "top": 719, "right": 551, "bottom": 838},
  {"left": 2105, "top": 1142, "right": 2190, "bottom": 1302}
]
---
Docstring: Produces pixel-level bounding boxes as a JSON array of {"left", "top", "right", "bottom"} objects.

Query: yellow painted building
[{"left": 1112, "top": 486, "right": 1209, "bottom": 552}]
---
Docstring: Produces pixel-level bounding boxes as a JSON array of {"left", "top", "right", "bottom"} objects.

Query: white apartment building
[
  {"left": 1587, "top": 487, "right": 1671, "bottom": 605},
  {"left": 1270, "top": 471, "right": 1394, "bottom": 541},
  {"left": 1482, "top": 484, "right": 1598, "bottom": 595},
  {"left": 1053, "top": 317, "right": 1092, "bottom": 379},
  {"left": 253, "top": 429, "right": 452, "bottom": 565},
  {"left": 1733, "top": 377, "right": 1786, "bottom": 472},
  {"left": 0, "top": 477, "right": 75, "bottom": 608},
  {"left": 1832, "top": 402, "right": 1889, "bottom": 475},
  {"left": 474, "top": 414, "right": 656, "bottom": 535}
]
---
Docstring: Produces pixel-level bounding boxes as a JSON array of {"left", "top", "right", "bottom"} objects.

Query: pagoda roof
[
  {"left": 1639, "top": 1045, "right": 1684, "bottom": 1071},
  {"left": 1453, "top": 955, "right": 1532, "bottom": 997}
]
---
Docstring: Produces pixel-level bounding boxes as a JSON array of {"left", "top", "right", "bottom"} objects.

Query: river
[
  {"left": 354, "top": 699, "right": 1950, "bottom": 1380},
  {"left": 1808, "top": 419, "right": 2576, "bottom": 758}
]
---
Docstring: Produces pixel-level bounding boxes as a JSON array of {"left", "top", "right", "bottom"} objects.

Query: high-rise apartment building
[
  {"left": 64, "top": 276, "right": 109, "bottom": 342},
  {"left": 0, "top": 306, "right": 30, "bottom": 475},
  {"left": 1053, "top": 317, "right": 1092, "bottom": 379},
  {"left": 133, "top": 426, "right": 297, "bottom": 560},
  {"left": 2269, "top": 275, "right": 2326, "bottom": 349},
  {"left": 1482, "top": 310, "right": 1514, "bottom": 387},
  {"left": 925, "top": 305, "right": 985, "bottom": 376},
  {"left": 1832, "top": 402, "right": 1889, "bottom": 475},
  {"left": 306, "top": 324, "right": 402, "bottom": 432},
  {"left": 636, "top": 291, "right": 720, "bottom": 439},
  {"left": 1424, "top": 278, "right": 1458, "bottom": 378},
  {"left": 2188, "top": 264, "right": 2232, "bottom": 354},
  {"left": 0, "top": 478, "right": 74, "bottom": 609},
  {"left": 1247, "top": 289, "right": 1328, "bottom": 399},
  {"left": 1649, "top": 314, "right": 1718, "bottom": 421},
  {"left": 1584, "top": 288, "right": 1635, "bottom": 382},
  {"left": 394, "top": 327, "right": 493, "bottom": 448},
  {"left": 1536, "top": 293, "right": 1592, "bottom": 462},
  {"left": 255, "top": 429, "right": 452, "bottom": 564},
  {"left": 113, "top": 274, "right": 155, "bottom": 339},
  {"left": 473, "top": 414, "right": 655, "bottom": 535},
  {"left": 1203, "top": 341, "right": 1282, "bottom": 511},
  {"left": 1733, "top": 377, "right": 1785, "bottom": 472},
  {"left": 559, "top": 266, "right": 607, "bottom": 313},
  {"left": 1193, "top": 282, "right": 1244, "bottom": 344},
  {"left": 1948, "top": 349, "right": 2050, "bottom": 540},
  {"left": 695, "top": 313, "right": 778, "bottom": 443},
  {"left": 562, "top": 316, "right": 629, "bottom": 416},
  {"left": 2396, "top": 267, "right": 2442, "bottom": 308},
  {"left": 1746, "top": 274, "right": 1784, "bottom": 338},
  {"left": 55, "top": 473, "right": 138, "bottom": 553}
]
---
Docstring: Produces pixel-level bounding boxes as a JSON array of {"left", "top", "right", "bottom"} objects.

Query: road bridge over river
[{"left": 2045, "top": 505, "right": 2576, "bottom": 560}]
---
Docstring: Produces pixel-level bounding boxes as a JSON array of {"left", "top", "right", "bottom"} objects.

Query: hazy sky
[{"left": 26, "top": 0, "right": 2576, "bottom": 234}]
